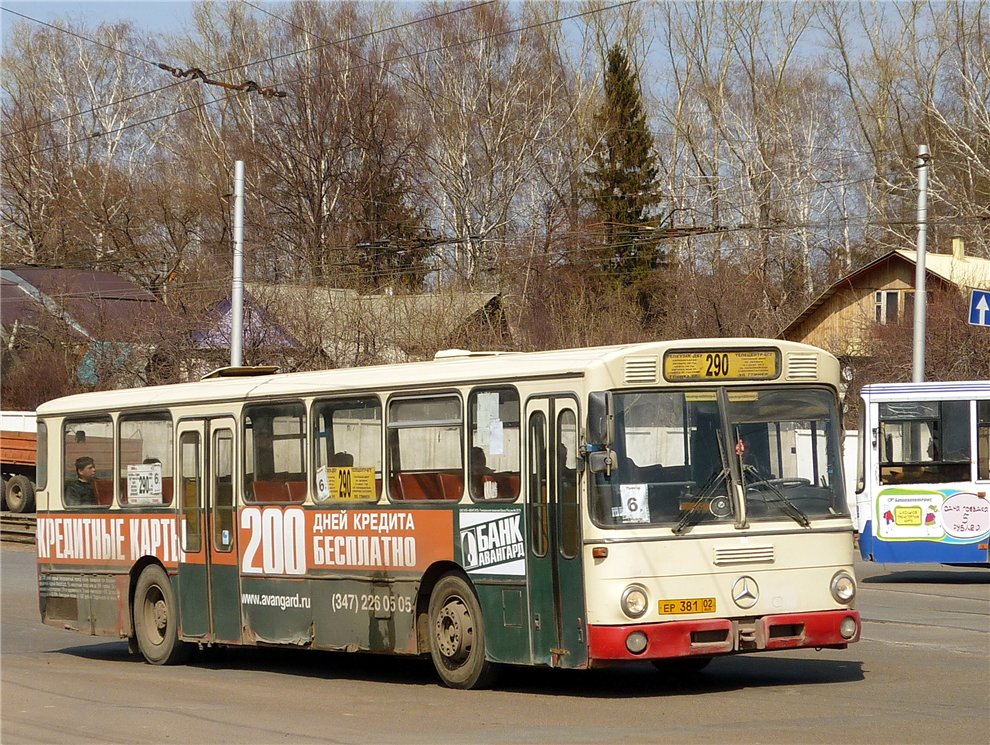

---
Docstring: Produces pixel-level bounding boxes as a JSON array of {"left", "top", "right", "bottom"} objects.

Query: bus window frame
[
  {"left": 978, "top": 399, "right": 990, "bottom": 482},
  {"left": 877, "top": 400, "right": 972, "bottom": 485},
  {"left": 242, "top": 399, "right": 308, "bottom": 505},
  {"left": 62, "top": 414, "right": 115, "bottom": 509},
  {"left": 467, "top": 385, "right": 521, "bottom": 503},
  {"left": 118, "top": 410, "right": 175, "bottom": 507},
  {"left": 385, "top": 391, "right": 464, "bottom": 503},
  {"left": 311, "top": 394, "right": 383, "bottom": 504}
]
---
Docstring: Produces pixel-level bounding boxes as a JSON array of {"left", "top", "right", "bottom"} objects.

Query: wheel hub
[
  {"left": 435, "top": 599, "right": 473, "bottom": 661},
  {"left": 153, "top": 599, "right": 168, "bottom": 632}
]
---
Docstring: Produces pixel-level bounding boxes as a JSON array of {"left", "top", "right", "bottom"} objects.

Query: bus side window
[
  {"left": 312, "top": 397, "right": 382, "bottom": 503},
  {"left": 468, "top": 387, "right": 520, "bottom": 502},
  {"left": 978, "top": 401, "right": 990, "bottom": 481},
  {"left": 244, "top": 401, "right": 306, "bottom": 504},
  {"left": 63, "top": 416, "right": 113, "bottom": 508},
  {"left": 387, "top": 395, "right": 462, "bottom": 502}
]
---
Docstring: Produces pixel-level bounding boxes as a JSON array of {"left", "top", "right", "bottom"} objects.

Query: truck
[{"left": 1, "top": 410, "right": 37, "bottom": 513}]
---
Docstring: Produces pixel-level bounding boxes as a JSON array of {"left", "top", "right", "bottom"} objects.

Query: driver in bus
[{"left": 65, "top": 456, "right": 97, "bottom": 506}]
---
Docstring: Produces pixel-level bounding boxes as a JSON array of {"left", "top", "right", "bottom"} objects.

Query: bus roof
[
  {"left": 861, "top": 380, "right": 990, "bottom": 399},
  {"left": 37, "top": 338, "right": 837, "bottom": 417}
]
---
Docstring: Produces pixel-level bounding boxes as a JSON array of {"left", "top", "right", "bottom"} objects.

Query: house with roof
[
  {"left": 244, "top": 284, "right": 511, "bottom": 368},
  {"left": 780, "top": 240, "right": 990, "bottom": 358},
  {"left": 1, "top": 266, "right": 166, "bottom": 387},
  {"left": 188, "top": 290, "right": 301, "bottom": 377}
]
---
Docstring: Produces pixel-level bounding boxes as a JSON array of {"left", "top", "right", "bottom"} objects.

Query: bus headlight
[
  {"left": 830, "top": 571, "right": 856, "bottom": 604},
  {"left": 621, "top": 584, "right": 649, "bottom": 619},
  {"left": 840, "top": 615, "right": 858, "bottom": 640}
]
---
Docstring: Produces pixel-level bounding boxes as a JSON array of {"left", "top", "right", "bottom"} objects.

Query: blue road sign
[{"left": 969, "top": 289, "right": 990, "bottom": 327}]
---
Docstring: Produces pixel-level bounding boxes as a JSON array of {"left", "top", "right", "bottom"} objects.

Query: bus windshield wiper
[
  {"left": 742, "top": 465, "right": 810, "bottom": 527},
  {"left": 672, "top": 467, "right": 729, "bottom": 534}
]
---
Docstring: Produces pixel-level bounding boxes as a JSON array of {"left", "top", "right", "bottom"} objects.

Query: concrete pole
[
  {"left": 911, "top": 145, "right": 930, "bottom": 383},
  {"left": 231, "top": 160, "right": 245, "bottom": 367}
]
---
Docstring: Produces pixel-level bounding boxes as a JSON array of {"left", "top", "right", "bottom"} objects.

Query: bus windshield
[{"left": 590, "top": 387, "right": 848, "bottom": 529}]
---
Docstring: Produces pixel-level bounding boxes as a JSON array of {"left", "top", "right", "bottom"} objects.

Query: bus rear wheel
[
  {"left": 427, "top": 574, "right": 496, "bottom": 689},
  {"left": 133, "top": 565, "right": 191, "bottom": 665},
  {"left": 5, "top": 475, "right": 35, "bottom": 513}
]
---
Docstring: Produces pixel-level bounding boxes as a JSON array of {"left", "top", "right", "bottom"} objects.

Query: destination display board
[{"left": 662, "top": 348, "right": 780, "bottom": 382}]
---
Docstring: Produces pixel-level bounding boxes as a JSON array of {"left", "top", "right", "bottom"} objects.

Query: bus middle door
[
  {"left": 175, "top": 418, "right": 242, "bottom": 644},
  {"left": 525, "top": 397, "right": 586, "bottom": 668}
]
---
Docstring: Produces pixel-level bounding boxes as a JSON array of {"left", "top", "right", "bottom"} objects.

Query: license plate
[{"left": 659, "top": 597, "right": 716, "bottom": 615}]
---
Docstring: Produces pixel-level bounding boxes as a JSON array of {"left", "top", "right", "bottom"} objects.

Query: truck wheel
[
  {"left": 133, "top": 565, "right": 191, "bottom": 665},
  {"left": 427, "top": 574, "right": 497, "bottom": 689},
  {"left": 5, "top": 475, "right": 35, "bottom": 513},
  {"left": 1, "top": 477, "right": 7, "bottom": 510}
]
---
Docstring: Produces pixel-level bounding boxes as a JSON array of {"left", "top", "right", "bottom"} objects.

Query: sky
[{"left": 2, "top": 1, "right": 199, "bottom": 45}]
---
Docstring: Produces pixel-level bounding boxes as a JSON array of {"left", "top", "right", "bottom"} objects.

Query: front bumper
[{"left": 588, "top": 609, "right": 861, "bottom": 661}]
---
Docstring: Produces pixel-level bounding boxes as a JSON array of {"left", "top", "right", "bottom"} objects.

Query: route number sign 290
[{"left": 663, "top": 349, "right": 780, "bottom": 382}]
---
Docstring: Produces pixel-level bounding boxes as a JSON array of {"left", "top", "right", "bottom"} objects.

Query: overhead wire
[
  {"left": 2, "top": 0, "right": 636, "bottom": 163},
  {"left": 1, "top": 0, "right": 498, "bottom": 140}
]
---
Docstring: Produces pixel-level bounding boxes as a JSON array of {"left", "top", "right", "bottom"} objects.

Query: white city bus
[
  {"left": 856, "top": 380, "right": 990, "bottom": 565},
  {"left": 35, "top": 338, "right": 860, "bottom": 689}
]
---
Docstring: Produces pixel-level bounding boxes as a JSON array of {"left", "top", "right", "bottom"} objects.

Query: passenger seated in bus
[
  {"left": 471, "top": 447, "right": 492, "bottom": 475},
  {"left": 65, "top": 456, "right": 97, "bottom": 506},
  {"left": 471, "top": 447, "right": 495, "bottom": 498}
]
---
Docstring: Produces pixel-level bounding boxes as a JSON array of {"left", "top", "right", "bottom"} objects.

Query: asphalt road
[{"left": 2, "top": 542, "right": 987, "bottom": 745}]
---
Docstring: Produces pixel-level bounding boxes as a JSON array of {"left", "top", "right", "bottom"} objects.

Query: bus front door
[
  {"left": 525, "top": 397, "right": 587, "bottom": 668},
  {"left": 175, "top": 418, "right": 242, "bottom": 644}
]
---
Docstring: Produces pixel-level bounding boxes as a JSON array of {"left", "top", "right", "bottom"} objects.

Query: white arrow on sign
[{"left": 977, "top": 295, "right": 990, "bottom": 326}]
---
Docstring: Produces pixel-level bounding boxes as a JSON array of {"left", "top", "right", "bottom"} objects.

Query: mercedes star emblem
[{"left": 731, "top": 576, "right": 759, "bottom": 609}]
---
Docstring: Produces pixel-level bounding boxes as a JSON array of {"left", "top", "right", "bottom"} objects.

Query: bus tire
[
  {"left": 651, "top": 656, "right": 712, "bottom": 676},
  {"left": 5, "top": 475, "right": 35, "bottom": 513},
  {"left": 133, "top": 565, "right": 191, "bottom": 665},
  {"left": 1, "top": 477, "right": 7, "bottom": 510},
  {"left": 427, "top": 574, "right": 496, "bottom": 690}
]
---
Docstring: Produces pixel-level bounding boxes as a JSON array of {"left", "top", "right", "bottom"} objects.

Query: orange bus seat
[
  {"left": 95, "top": 479, "right": 114, "bottom": 506},
  {"left": 253, "top": 481, "right": 286, "bottom": 502},
  {"left": 397, "top": 472, "right": 443, "bottom": 500},
  {"left": 494, "top": 472, "right": 520, "bottom": 499},
  {"left": 160, "top": 477, "right": 174, "bottom": 503},
  {"left": 437, "top": 472, "right": 463, "bottom": 501},
  {"left": 285, "top": 481, "right": 307, "bottom": 501}
]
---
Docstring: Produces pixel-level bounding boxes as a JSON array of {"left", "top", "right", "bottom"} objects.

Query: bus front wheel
[
  {"left": 133, "top": 565, "right": 191, "bottom": 665},
  {"left": 427, "top": 574, "right": 496, "bottom": 689}
]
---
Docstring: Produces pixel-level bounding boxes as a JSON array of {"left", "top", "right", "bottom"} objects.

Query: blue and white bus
[{"left": 856, "top": 381, "right": 990, "bottom": 565}]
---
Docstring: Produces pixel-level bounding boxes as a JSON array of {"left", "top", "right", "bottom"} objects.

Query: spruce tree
[{"left": 586, "top": 45, "right": 663, "bottom": 284}]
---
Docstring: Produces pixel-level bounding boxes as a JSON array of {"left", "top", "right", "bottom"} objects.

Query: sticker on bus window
[
  {"left": 614, "top": 484, "right": 650, "bottom": 523},
  {"left": 328, "top": 467, "right": 376, "bottom": 501},
  {"left": 476, "top": 393, "right": 500, "bottom": 449},
  {"left": 316, "top": 465, "right": 330, "bottom": 500},
  {"left": 127, "top": 463, "right": 163, "bottom": 505},
  {"left": 489, "top": 419, "right": 504, "bottom": 455}
]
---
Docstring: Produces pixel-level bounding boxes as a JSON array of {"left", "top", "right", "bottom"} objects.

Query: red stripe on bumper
[{"left": 588, "top": 609, "right": 861, "bottom": 661}]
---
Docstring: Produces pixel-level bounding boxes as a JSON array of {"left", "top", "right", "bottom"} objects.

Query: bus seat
[
  {"left": 253, "top": 481, "right": 287, "bottom": 502},
  {"left": 494, "top": 472, "right": 520, "bottom": 499},
  {"left": 95, "top": 479, "right": 114, "bottom": 506},
  {"left": 389, "top": 476, "right": 404, "bottom": 500},
  {"left": 160, "top": 477, "right": 174, "bottom": 502},
  {"left": 438, "top": 472, "right": 463, "bottom": 500},
  {"left": 285, "top": 481, "right": 307, "bottom": 501},
  {"left": 397, "top": 472, "right": 442, "bottom": 500}
]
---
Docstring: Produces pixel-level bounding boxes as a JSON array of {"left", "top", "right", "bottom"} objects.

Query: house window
[{"left": 874, "top": 290, "right": 914, "bottom": 325}]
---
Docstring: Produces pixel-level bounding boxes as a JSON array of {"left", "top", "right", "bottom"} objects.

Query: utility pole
[
  {"left": 230, "top": 160, "right": 245, "bottom": 367},
  {"left": 911, "top": 145, "right": 930, "bottom": 383}
]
